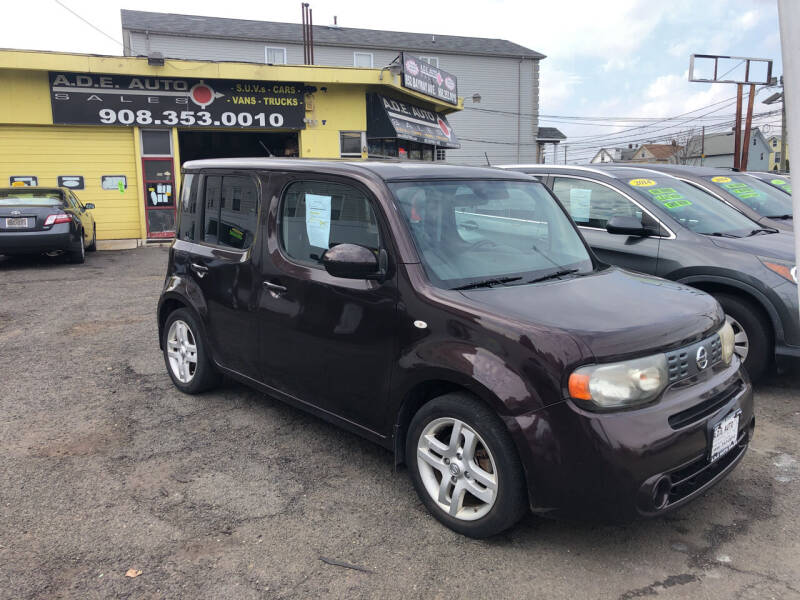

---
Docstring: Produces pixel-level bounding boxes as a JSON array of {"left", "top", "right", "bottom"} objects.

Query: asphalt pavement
[{"left": 1, "top": 247, "right": 798, "bottom": 599}]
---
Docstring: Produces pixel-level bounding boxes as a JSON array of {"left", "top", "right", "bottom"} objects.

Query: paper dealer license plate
[{"left": 710, "top": 410, "right": 740, "bottom": 463}]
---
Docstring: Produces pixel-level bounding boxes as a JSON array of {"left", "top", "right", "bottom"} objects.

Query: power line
[{"left": 53, "top": 0, "right": 123, "bottom": 47}]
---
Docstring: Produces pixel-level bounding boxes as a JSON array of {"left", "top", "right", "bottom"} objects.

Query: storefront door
[{"left": 142, "top": 157, "right": 176, "bottom": 238}]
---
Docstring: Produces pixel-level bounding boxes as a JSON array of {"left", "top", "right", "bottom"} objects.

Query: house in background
[
  {"left": 683, "top": 129, "right": 770, "bottom": 170},
  {"left": 766, "top": 135, "right": 790, "bottom": 171},
  {"left": 536, "top": 127, "right": 567, "bottom": 163},
  {"left": 589, "top": 145, "right": 638, "bottom": 163},
  {"left": 120, "top": 9, "right": 556, "bottom": 165},
  {"left": 629, "top": 143, "right": 682, "bottom": 163}
]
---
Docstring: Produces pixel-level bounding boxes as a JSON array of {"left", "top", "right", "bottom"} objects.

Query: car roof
[
  {"left": 183, "top": 158, "right": 533, "bottom": 182},
  {"left": 0, "top": 187, "right": 67, "bottom": 194},
  {"left": 499, "top": 163, "right": 693, "bottom": 181}
]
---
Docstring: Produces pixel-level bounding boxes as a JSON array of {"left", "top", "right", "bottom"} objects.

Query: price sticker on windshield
[
  {"left": 629, "top": 178, "right": 656, "bottom": 187},
  {"left": 648, "top": 187, "right": 692, "bottom": 209},
  {"left": 771, "top": 179, "right": 787, "bottom": 185},
  {"left": 711, "top": 176, "right": 732, "bottom": 183}
]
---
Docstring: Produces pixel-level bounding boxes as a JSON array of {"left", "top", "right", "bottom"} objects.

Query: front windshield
[
  {"left": 703, "top": 175, "right": 792, "bottom": 217},
  {"left": 389, "top": 179, "right": 593, "bottom": 289},
  {"left": 623, "top": 176, "right": 761, "bottom": 236}
]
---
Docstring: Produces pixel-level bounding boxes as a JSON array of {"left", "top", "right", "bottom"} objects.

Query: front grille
[
  {"left": 665, "top": 427, "right": 748, "bottom": 505},
  {"left": 668, "top": 381, "right": 743, "bottom": 429},
  {"left": 665, "top": 334, "right": 722, "bottom": 384}
]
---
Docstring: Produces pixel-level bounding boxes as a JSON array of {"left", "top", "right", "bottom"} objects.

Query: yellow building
[
  {"left": 766, "top": 136, "right": 789, "bottom": 171},
  {"left": 0, "top": 49, "right": 461, "bottom": 246}
]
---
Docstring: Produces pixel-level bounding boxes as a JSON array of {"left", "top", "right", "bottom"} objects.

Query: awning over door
[{"left": 367, "top": 94, "right": 460, "bottom": 149}]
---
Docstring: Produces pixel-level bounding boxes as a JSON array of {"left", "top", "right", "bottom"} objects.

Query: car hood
[
  {"left": 709, "top": 230, "right": 796, "bottom": 262},
  {"left": 459, "top": 267, "right": 723, "bottom": 362}
]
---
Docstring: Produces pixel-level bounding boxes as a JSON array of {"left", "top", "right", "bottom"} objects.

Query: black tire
[
  {"left": 405, "top": 392, "right": 528, "bottom": 538},
  {"left": 162, "top": 308, "right": 220, "bottom": 394},
  {"left": 86, "top": 225, "right": 97, "bottom": 252},
  {"left": 68, "top": 232, "right": 85, "bottom": 264},
  {"left": 714, "top": 293, "right": 771, "bottom": 382}
]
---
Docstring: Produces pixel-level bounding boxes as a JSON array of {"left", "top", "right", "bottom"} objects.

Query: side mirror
[
  {"left": 606, "top": 215, "right": 649, "bottom": 236},
  {"left": 84, "top": 203, "right": 95, "bottom": 210},
  {"left": 322, "top": 243, "right": 386, "bottom": 280}
]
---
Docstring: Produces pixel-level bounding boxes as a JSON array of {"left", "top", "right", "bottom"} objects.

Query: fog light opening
[{"left": 653, "top": 476, "right": 672, "bottom": 510}]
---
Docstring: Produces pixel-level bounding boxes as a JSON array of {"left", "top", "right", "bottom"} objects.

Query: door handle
[
  {"left": 190, "top": 262, "right": 209, "bottom": 278},
  {"left": 461, "top": 220, "right": 479, "bottom": 231},
  {"left": 263, "top": 281, "right": 287, "bottom": 294}
]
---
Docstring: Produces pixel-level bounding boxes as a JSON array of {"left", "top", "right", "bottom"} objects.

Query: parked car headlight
[
  {"left": 569, "top": 354, "right": 668, "bottom": 409},
  {"left": 719, "top": 320, "right": 735, "bottom": 365},
  {"left": 759, "top": 257, "right": 797, "bottom": 284}
]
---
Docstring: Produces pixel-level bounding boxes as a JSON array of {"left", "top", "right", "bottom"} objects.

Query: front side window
[
  {"left": 703, "top": 174, "right": 793, "bottom": 218},
  {"left": 622, "top": 176, "right": 759, "bottom": 236},
  {"left": 551, "top": 177, "right": 641, "bottom": 229},
  {"left": 279, "top": 180, "right": 381, "bottom": 267},
  {"left": 389, "top": 179, "right": 593, "bottom": 289}
]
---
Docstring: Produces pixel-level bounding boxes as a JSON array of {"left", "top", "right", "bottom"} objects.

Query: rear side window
[
  {"left": 178, "top": 174, "right": 198, "bottom": 241},
  {"left": 193, "top": 174, "right": 259, "bottom": 249},
  {"left": 551, "top": 177, "right": 641, "bottom": 228},
  {"left": 204, "top": 176, "right": 222, "bottom": 244},
  {"left": 279, "top": 180, "right": 381, "bottom": 267}
]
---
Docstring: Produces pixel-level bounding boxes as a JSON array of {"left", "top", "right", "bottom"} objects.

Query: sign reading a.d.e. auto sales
[
  {"left": 49, "top": 72, "right": 305, "bottom": 130},
  {"left": 400, "top": 53, "right": 458, "bottom": 106}
]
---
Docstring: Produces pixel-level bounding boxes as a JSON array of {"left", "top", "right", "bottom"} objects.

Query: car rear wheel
[
  {"left": 715, "top": 293, "right": 771, "bottom": 381},
  {"left": 68, "top": 233, "right": 85, "bottom": 264},
  {"left": 406, "top": 392, "right": 527, "bottom": 538},
  {"left": 87, "top": 225, "right": 97, "bottom": 252},
  {"left": 162, "top": 308, "right": 220, "bottom": 394}
]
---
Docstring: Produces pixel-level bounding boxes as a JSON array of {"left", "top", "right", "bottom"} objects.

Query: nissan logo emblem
[{"left": 696, "top": 346, "right": 709, "bottom": 370}]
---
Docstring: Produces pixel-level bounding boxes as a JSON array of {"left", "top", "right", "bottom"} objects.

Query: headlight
[
  {"left": 568, "top": 354, "right": 668, "bottom": 409},
  {"left": 760, "top": 257, "right": 797, "bottom": 284},
  {"left": 719, "top": 320, "right": 735, "bottom": 365}
]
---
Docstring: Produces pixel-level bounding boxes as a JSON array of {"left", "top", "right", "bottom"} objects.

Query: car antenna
[
  {"left": 258, "top": 140, "right": 275, "bottom": 157},
  {"left": 484, "top": 152, "right": 491, "bottom": 166}
]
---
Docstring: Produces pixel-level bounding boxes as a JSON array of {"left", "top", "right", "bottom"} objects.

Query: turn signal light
[
  {"left": 568, "top": 372, "right": 592, "bottom": 400},
  {"left": 44, "top": 214, "right": 72, "bottom": 227}
]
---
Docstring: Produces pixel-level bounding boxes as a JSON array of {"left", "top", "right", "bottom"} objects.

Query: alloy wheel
[
  {"left": 416, "top": 417, "right": 498, "bottom": 520},
  {"left": 166, "top": 319, "right": 198, "bottom": 383},
  {"left": 726, "top": 314, "right": 749, "bottom": 362}
]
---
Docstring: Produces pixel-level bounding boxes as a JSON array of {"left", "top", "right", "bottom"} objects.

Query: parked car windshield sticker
[
  {"left": 628, "top": 178, "right": 656, "bottom": 187},
  {"left": 770, "top": 179, "right": 792, "bottom": 193},
  {"left": 720, "top": 181, "right": 760, "bottom": 199},
  {"left": 646, "top": 187, "right": 692, "bottom": 209},
  {"left": 711, "top": 176, "right": 732, "bottom": 183},
  {"left": 569, "top": 188, "right": 591, "bottom": 222},
  {"left": 305, "top": 193, "right": 332, "bottom": 248}
]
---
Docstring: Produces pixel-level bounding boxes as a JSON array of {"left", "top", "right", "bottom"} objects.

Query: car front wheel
[
  {"left": 715, "top": 294, "right": 771, "bottom": 381},
  {"left": 406, "top": 392, "right": 527, "bottom": 538},
  {"left": 162, "top": 308, "right": 220, "bottom": 394}
]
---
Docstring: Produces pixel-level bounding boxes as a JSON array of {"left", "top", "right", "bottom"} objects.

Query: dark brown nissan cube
[{"left": 158, "top": 159, "right": 753, "bottom": 538}]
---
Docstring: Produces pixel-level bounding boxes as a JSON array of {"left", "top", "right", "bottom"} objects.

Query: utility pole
[
  {"left": 733, "top": 84, "right": 743, "bottom": 170},
  {"left": 701, "top": 126, "right": 705, "bottom": 166},
  {"left": 740, "top": 84, "right": 756, "bottom": 170}
]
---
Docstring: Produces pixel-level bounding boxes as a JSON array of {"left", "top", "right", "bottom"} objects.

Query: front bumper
[
  {"left": 0, "top": 225, "right": 73, "bottom": 254},
  {"left": 509, "top": 357, "right": 753, "bottom": 520}
]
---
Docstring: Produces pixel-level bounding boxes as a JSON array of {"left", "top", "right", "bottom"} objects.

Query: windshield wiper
[
  {"left": 527, "top": 268, "right": 579, "bottom": 284},
  {"left": 705, "top": 231, "right": 741, "bottom": 238},
  {"left": 451, "top": 276, "right": 522, "bottom": 291},
  {"left": 747, "top": 228, "right": 779, "bottom": 236},
  {"left": 766, "top": 214, "right": 792, "bottom": 219}
]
